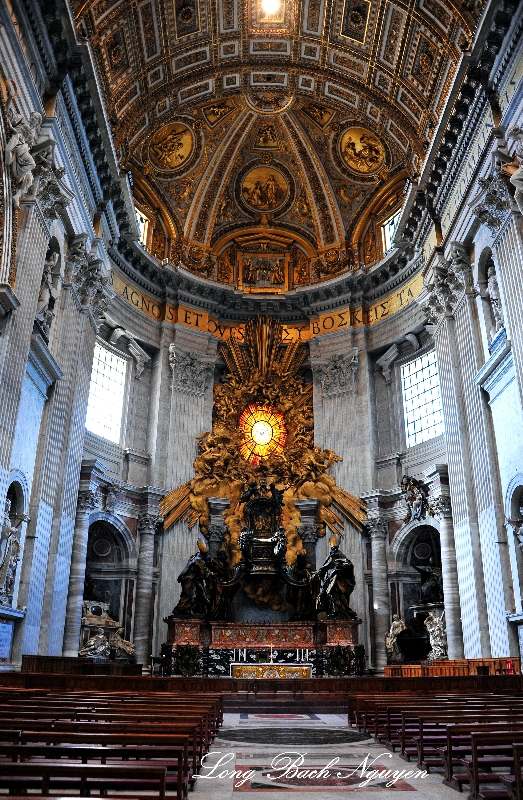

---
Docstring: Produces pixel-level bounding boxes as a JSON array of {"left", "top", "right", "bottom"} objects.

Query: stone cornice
[{"left": 110, "top": 239, "right": 423, "bottom": 324}]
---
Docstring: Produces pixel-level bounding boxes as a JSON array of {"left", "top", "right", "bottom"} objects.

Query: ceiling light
[{"left": 261, "top": 0, "right": 281, "bottom": 15}]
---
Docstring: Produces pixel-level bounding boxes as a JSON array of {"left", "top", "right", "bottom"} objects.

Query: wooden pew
[
  {"left": 0, "top": 762, "right": 169, "bottom": 799},
  {"left": 0, "top": 743, "right": 186, "bottom": 800},
  {"left": 500, "top": 743, "right": 523, "bottom": 800}
]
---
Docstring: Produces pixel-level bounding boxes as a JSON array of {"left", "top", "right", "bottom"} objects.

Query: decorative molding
[
  {"left": 431, "top": 495, "right": 452, "bottom": 520},
  {"left": 376, "top": 344, "right": 399, "bottom": 384},
  {"left": 421, "top": 250, "right": 464, "bottom": 325},
  {"left": 298, "top": 523, "right": 319, "bottom": 543},
  {"left": 0, "top": 284, "right": 20, "bottom": 319}
]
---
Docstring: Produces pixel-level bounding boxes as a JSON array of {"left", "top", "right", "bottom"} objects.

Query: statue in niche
[
  {"left": 287, "top": 552, "right": 317, "bottom": 621},
  {"left": 401, "top": 475, "right": 431, "bottom": 522},
  {"left": 171, "top": 540, "right": 215, "bottom": 618},
  {"left": 385, "top": 614, "right": 407, "bottom": 663},
  {"left": 424, "top": 610, "right": 448, "bottom": 659},
  {"left": 414, "top": 563, "right": 444, "bottom": 604},
  {"left": 5, "top": 82, "right": 43, "bottom": 208},
  {"left": 109, "top": 628, "right": 136, "bottom": 663},
  {"left": 78, "top": 627, "right": 111, "bottom": 659},
  {"left": 0, "top": 500, "right": 22, "bottom": 606},
  {"left": 316, "top": 537, "right": 357, "bottom": 619},
  {"left": 36, "top": 247, "right": 60, "bottom": 336},
  {"left": 486, "top": 259, "right": 504, "bottom": 337}
]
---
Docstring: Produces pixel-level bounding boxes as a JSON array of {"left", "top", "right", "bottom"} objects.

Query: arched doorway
[
  {"left": 391, "top": 522, "right": 442, "bottom": 625},
  {"left": 82, "top": 520, "right": 136, "bottom": 646}
]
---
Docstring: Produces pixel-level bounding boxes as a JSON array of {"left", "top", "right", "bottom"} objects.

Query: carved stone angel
[{"left": 5, "top": 83, "right": 42, "bottom": 208}]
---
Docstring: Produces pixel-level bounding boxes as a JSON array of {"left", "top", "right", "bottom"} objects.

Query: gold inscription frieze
[{"left": 111, "top": 269, "right": 423, "bottom": 337}]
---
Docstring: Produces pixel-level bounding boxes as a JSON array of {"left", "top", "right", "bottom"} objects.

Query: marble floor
[{"left": 195, "top": 713, "right": 462, "bottom": 799}]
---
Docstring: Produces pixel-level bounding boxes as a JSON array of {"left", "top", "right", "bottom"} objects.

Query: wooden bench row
[
  {"left": 347, "top": 691, "right": 523, "bottom": 800},
  {"left": 0, "top": 688, "right": 224, "bottom": 799}
]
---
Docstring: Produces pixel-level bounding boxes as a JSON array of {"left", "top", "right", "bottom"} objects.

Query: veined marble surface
[{"left": 195, "top": 712, "right": 464, "bottom": 798}]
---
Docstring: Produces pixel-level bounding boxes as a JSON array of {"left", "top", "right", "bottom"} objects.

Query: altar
[{"left": 230, "top": 663, "right": 312, "bottom": 678}]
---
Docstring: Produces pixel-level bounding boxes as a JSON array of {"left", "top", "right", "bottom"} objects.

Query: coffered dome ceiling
[{"left": 78, "top": 0, "right": 481, "bottom": 289}]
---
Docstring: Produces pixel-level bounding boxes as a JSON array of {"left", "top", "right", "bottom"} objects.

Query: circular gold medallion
[
  {"left": 241, "top": 166, "right": 288, "bottom": 212},
  {"left": 148, "top": 123, "right": 194, "bottom": 171},
  {"left": 339, "top": 127, "right": 385, "bottom": 175}
]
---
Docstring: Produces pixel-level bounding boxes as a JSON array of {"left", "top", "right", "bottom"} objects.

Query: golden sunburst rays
[
  {"left": 331, "top": 486, "right": 368, "bottom": 532},
  {"left": 238, "top": 403, "right": 287, "bottom": 464},
  {"left": 221, "top": 316, "right": 307, "bottom": 383},
  {"left": 160, "top": 315, "right": 368, "bottom": 538},
  {"left": 159, "top": 482, "right": 195, "bottom": 530}
]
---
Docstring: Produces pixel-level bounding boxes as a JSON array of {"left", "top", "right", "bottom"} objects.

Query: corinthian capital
[
  {"left": 472, "top": 172, "right": 512, "bottom": 233},
  {"left": 314, "top": 348, "right": 359, "bottom": 396},
  {"left": 77, "top": 490, "right": 98, "bottom": 514},
  {"left": 431, "top": 494, "right": 452, "bottom": 520},
  {"left": 421, "top": 253, "right": 465, "bottom": 325},
  {"left": 366, "top": 518, "right": 389, "bottom": 538},
  {"left": 138, "top": 512, "right": 162, "bottom": 536},
  {"left": 169, "top": 346, "right": 212, "bottom": 396}
]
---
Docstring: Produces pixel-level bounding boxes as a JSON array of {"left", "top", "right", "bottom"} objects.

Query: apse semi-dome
[{"left": 76, "top": 0, "right": 481, "bottom": 290}]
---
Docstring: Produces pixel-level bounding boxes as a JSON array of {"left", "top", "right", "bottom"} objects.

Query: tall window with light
[
  {"left": 135, "top": 207, "right": 149, "bottom": 246},
  {"left": 382, "top": 209, "right": 401, "bottom": 253},
  {"left": 401, "top": 350, "right": 444, "bottom": 447},
  {"left": 85, "top": 343, "right": 127, "bottom": 444}
]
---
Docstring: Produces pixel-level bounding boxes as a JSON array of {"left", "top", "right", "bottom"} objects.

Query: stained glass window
[{"left": 238, "top": 403, "right": 286, "bottom": 463}]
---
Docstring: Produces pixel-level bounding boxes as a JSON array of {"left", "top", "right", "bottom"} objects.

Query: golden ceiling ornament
[
  {"left": 245, "top": 91, "right": 294, "bottom": 115},
  {"left": 241, "top": 165, "right": 288, "bottom": 213},
  {"left": 159, "top": 316, "right": 367, "bottom": 570},
  {"left": 339, "top": 127, "right": 385, "bottom": 175},
  {"left": 148, "top": 122, "right": 194, "bottom": 171}
]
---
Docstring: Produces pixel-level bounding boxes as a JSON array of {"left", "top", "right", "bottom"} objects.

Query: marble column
[
  {"left": 420, "top": 248, "right": 493, "bottom": 656},
  {"left": 134, "top": 512, "right": 159, "bottom": 669},
  {"left": 295, "top": 499, "right": 320, "bottom": 568},
  {"left": 62, "top": 490, "right": 97, "bottom": 656},
  {"left": 426, "top": 464, "right": 464, "bottom": 658},
  {"left": 207, "top": 497, "right": 231, "bottom": 558},
  {"left": 367, "top": 517, "right": 390, "bottom": 672}
]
